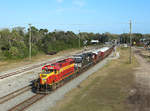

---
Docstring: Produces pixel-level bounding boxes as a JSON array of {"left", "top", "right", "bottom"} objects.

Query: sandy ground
[
  {"left": 128, "top": 48, "right": 150, "bottom": 111},
  {"left": 134, "top": 54, "right": 150, "bottom": 92}
]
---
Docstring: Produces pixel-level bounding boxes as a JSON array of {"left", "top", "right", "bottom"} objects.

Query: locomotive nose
[{"left": 40, "top": 74, "right": 48, "bottom": 84}]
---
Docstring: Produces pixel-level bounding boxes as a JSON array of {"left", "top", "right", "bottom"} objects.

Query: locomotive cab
[
  {"left": 40, "top": 65, "right": 58, "bottom": 85},
  {"left": 40, "top": 68, "right": 55, "bottom": 85}
]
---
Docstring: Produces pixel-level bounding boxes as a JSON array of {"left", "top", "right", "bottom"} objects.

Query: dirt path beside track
[{"left": 127, "top": 49, "right": 150, "bottom": 111}]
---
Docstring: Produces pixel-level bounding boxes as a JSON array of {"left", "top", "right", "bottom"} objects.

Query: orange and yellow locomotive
[{"left": 34, "top": 58, "right": 75, "bottom": 93}]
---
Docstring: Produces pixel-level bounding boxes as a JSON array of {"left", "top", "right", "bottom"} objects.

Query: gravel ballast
[{"left": 0, "top": 91, "right": 35, "bottom": 111}]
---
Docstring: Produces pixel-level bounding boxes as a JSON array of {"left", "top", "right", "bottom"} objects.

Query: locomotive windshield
[{"left": 41, "top": 69, "right": 54, "bottom": 74}]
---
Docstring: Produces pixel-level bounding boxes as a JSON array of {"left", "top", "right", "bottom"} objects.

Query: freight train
[{"left": 33, "top": 46, "right": 114, "bottom": 93}]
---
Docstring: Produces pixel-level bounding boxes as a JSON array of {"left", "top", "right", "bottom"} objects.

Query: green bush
[{"left": 5, "top": 47, "right": 20, "bottom": 59}]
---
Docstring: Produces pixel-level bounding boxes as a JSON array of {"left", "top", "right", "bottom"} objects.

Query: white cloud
[
  {"left": 56, "top": 0, "right": 63, "bottom": 3},
  {"left": 73, "top": 0, "right": 85, "bottom": 7}
]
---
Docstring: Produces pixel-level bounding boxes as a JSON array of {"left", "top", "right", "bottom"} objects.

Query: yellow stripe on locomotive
[{"left": 40, "top": 63, "right": 75, "bottom": 85}]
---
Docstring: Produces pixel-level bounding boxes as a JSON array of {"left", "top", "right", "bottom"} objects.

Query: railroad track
[
  {"left": 0, "top": 86, "right": 31, "bottom": 104},
  {"left": 0, "top": 60, "right": 57, "bottom": 79},
  {"left": 8, "top": 94, "right": 46, "bottom": 111},
  {"left": 7, "top": 76, "right": 78, "bottom": 111}
]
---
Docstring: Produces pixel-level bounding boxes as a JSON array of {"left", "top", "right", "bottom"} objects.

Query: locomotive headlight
[
  {"left": 40, "top": 74, "right": 48, "bottom": 84},
  {"left": 42, "top": 79, "right": 46, "bottom": 83}
]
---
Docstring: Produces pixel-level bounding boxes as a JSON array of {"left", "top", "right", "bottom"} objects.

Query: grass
[{"left": 51, "top": 47, "right": 139, "bottom": 111}]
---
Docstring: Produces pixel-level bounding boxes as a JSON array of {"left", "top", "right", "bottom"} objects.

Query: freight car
[
  {"left": 73, "top": 52, "right": 93, "bottom": 70},
  {"left": 33, "top": 46, "right": 114, "bottom": 93}
]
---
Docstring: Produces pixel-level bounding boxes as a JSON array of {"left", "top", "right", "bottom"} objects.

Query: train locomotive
[
  {"left": 33, "top": 46, "right": 114, "bottom": 93},
  {"left": 33, "top": 58, "right": 75, "bottom": 92}
]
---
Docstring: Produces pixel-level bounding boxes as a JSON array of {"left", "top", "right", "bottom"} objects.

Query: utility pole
[
  {"left": 29, "top": 24, "right": 32, "bottom": 61},
  {"left": 79, "top": 30, "right": 81, "bottom": 48},
  {"left": 129, "top": 20, "right": 132, "bottom": 64}
]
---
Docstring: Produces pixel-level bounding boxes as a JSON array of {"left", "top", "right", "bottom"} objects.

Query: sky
[{"left": 0, "top": 0, "right": 150, "bottom": 34}]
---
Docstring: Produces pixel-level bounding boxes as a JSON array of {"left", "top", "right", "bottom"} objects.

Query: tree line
[
  {"left": 119, "top": 33, "right": 150, "bottom": 45},
  {"left": 0, "top": 26, "right": 149, "bottom": 60}
]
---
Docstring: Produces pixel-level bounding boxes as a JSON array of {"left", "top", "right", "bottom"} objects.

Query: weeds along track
[{"left": 0, "top": 86, "right": 31, "bottom": 104}]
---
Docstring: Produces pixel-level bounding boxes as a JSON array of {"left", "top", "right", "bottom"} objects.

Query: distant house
[{"left": 91, "top": 40, "right": 99, "bottom": 44}]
